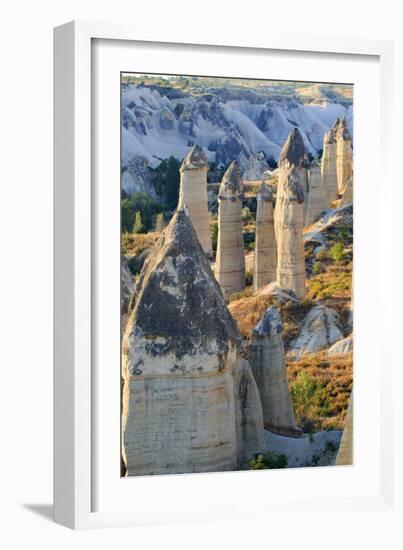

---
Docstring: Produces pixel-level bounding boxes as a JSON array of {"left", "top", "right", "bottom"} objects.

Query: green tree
[
  {"left": 121, "top": 192, "right": 164, "bottom": 233},
  {"left": 249, "top": 452, "right": 288, "bottom": 470},
  {"left": 153, "top": 156, "right": 181, "bottom": 210},
  {"left": 211, "top": 223, "right": 218, "bottom": 251},
  {"left": 155, "top": 212, "right": 165, "bottom": 232},
  {"left": 330, "top": 242, "right": 346, "bottom": 262},
  {"left": 133, "top": 211, "right": 145, "bottom": 234}
]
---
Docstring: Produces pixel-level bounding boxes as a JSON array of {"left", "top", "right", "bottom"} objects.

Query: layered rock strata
[
  {"left": 178, "top": 144, "right": 212, "bottom": 256},
  {"left": 336, "top": 392, "right": 353, "bottom": 465},
  {"left": 336, "top": 118, "right": 353, "bottom": 194},
  {"left": 304, "top": 161, "right": 328, "bottom": 227},
  {"left": 321, "top": 119, "right": 339, "bottom": 203},
  {"left": 253, "top": 181, "right": 276, "bottom": 292},
  {"left": 249, "top": 306, "right": 301, "bottom": 437},
  {"left": 275, "top": 170, "right": 306, "bottom": 299},
  {"left": 215, "top": 161, "right": 246, "bottom": 298},
  {"left": 122, "top": 209, "right": 263, "bottom": 476},
  {"left": 290, "top": 305, "right": 343, "bottom": 357}
]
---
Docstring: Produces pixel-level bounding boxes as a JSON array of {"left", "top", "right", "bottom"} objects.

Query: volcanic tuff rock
[
  {"left": 304, "top": 161, "right": 328, "bottom": 227},
  {"left": 277, "top": 128, "right": 309, "bottom": 202},
  {"left": 336, "top": 391, "right": 353, "bottom": 465},
  {"left": 243, "top": 152, "right": 270, "bottom": 181},
  {"left": 122, "top": 209, "right": 263, "bottom": 476},
  {"left": 275, "top": 169, "right": 306, "bottom": 299},
  {"left": 121, "top": 154, "right": 156, "bottom": 197},
  {"left": 336, "top": 118, "right": 353, "bottom": 194},
  {"left": 321, "top": 119, "right": 339, "bottom": 203},
  {"left": 178, "top": 145, "right": 212, "bottom": 256},
  {"left": 249, "top": 307, "right": 301, "bottom": 437},
  {"left": 215, "top": 161, "right": 246, "bottom": 298},
  {"left": 328, "top": 334, "right": 353, "bottom": 355},
  {"left": 253, "top": 182, "right": 277, "bottom": 291},
  {"left": 340, "top": 176, "right": 353, "bottom": 206},
  {"left": 289, "top": 305, "right": 343, "bottom": 357}
]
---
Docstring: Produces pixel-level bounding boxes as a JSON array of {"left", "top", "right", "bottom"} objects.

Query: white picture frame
[{"left": 54, "top": 20, "right": 395, "bottom": 530}]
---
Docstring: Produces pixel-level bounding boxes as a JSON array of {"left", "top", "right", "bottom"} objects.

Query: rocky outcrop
[
  {"left": 328, "top": 334, "right": 353, "bottom": 355},
  {"left": 249, "top": 307, "right": 301, "bottom": 437},
  {"left": 253, "top": 182, "right": 276, "bottom": 291},
  {"left": 336, "top": 118, "right": 353, "bottom": 194},
  {"left": 275, "top": 169, "right": 306, "bottom": 299},
  {"left": 340, "top": 176, "right": 353, "bottom": 206},
  {"left": 121, "top": 257, "right": 134, "bottom": 330},
  {"left": 122, "top": 154, "right": 156, "bottom": 197},
  {"left": 336, "top": 392, "right": 353, "bottom": 465},
  {"left": 243, "top": 152, "right": 270, "bottom": 181},
  {"left": 321, "top": 119, "right": 339, "bottom": 203},
  {"left": 304, "top": 161, "right": 328, "bottom": 227},
  {"left": 215, "top": 161, "right": 246, "bottom": 298},
  {"left": 290, "top": 305, "right": 343, "bottom": 357},
  {"left": 121, "top": 209, "right": 263, "bottom": 476},
  {"left": 178, "top": 145, "right": 212, "bottom": 256}
]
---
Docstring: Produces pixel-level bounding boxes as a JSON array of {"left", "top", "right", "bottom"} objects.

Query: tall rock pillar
[
  {"left": 215, "top": 161, "right": 246, "bottom": 298},
  {"left": 304, "top": 161, "right": 328, "bottom": 226},
  {"left": 253, "top": 181, "right": 276, "bottom": 292},
  {"left": 336, "top": 118, "right": 353, "bottom": 195},
  {"left": 336, "top": 391, "right": 353, "bottom": 465},
  {"left": 178, "top": 144, "right": 212, "bottom": 256},
  {"left": 321, "top": 119, "right": 339, "bottom": 203},
  {"left": 275, "top": 170, "right": 306, "bottom": 299},
  {"left": 276, "top": 128, "right": 309, "bottom": 204},
  {"left": 249, "top": 306, "right": 301, "bottom": 437},
  {"left": 121, "top": 209, "right": 263, "bottom": 476}
]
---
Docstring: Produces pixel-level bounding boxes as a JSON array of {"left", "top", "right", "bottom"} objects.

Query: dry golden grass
[{"left": 122, "top": 231, "right": 161, "bottom": 257}]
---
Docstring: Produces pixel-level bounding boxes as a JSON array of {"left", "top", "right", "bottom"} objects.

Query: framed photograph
[{"left": 54, "top": 21, "right": 395, "bottom": 529}]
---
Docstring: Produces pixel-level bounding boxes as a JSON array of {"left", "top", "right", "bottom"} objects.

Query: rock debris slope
[{"left": 122, "top": 208, "right": 263, "bottom": 476}]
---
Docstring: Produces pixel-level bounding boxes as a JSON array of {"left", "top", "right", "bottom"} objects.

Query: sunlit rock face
[
  {"left": 336, "top": 118, "right": 353, "bottom": 194},
  {"left": 215, "top": 161, "right": 246, "bottom": 299},
  {"left": 122, "top": 209, "right": 263, "bottom": 476},
  {"left": 249, "top": 306, "right": 301, "bottom": 437},
  {"left": 340, "top": 176, "right": 353, "bottom": 206},
  {"left": 321, "top": 119, "right": 339, "bottom": 203},
  {"left": 178, "top": 144, "right": 212, "bottom": 256},
  {"left": 253, "top": 182, "right": 276, "bottom": 292},
  {"left": 275, "top": 170, "right": 306, "bottom": 299},
  {"left": 336, "top": 392, "right": 353, "bottom": 465},
  {"left": 276, "top": 128, "right": 309, "bottom": 204},
  {"left": 304, "top": 161, "right": 328, "bottom": 227}
]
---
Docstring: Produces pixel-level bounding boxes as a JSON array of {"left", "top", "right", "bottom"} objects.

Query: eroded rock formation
[
  {"left": 321, "top": 119, "right": 339, "bottom": 203},
  {"left": 275, "top": 169, "right": 306, "bottom": 299},
  {"left": 277, "top": 128, "right": 309, "bottom": 203},
  {"left": 304, "top": 161, "right": 328, "bottom": 227},
  {"left": 253, "top": 181, "right": 276, "bottom": 291},
  {"left": 249, "top": 306, "right": 301, "bottom": 437},
  {"left": 340, "top": 176, "right": 353, "bottom": 206},
  {"left": 336, "top": 118, "right": 353, "bottom": 194},
  {"left": 122, "top": 208, "right": 263, "bottom": 476},
  {"left": 215, "top": 161, "right": 246, "bottom": 298},
  {"left": 290, "top": 305, "right": 343, "bottom": 357},
  {"left": 178, "top": 144, "right": 212, "bottom": 256},
  {"left": 336, "top": 392, "right": 353, "bottom": 465}
]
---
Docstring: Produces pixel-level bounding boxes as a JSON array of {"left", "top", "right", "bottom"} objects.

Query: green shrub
[
  {"left": 121, "top": 192, "right": 164, "bottom": 233},
  {"left": 211, "top": 223, "right": 218, "bottom": 251},
  {"left": 152, "top": 156, "right": 181, "bottom": 210},
  {"left": 290, "top": 371, "right": 330, "bottom": 431},
  {"left": 242, "top": 206, "right": 253, "bottom": 223},
  {"left": 155, "top": 212, "right": 165, "bottom": 232},
  {"left": 312, "top": 261, "right": 321, "bottom": 275},
  {"left": 133, "top": 211, "right": 145, "bottom": 234},
  {"left": 339, "top": 226, "right": 349, "bottom": 241},
  {"left": 249, "top": 452, "right": 288, "bottom": 470},
  {"left": 330, "top": 242, "right": 346, "bottom": 262}
]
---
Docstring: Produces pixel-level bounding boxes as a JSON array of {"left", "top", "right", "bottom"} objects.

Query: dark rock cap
[
  {"left": 256, "top": 181, "right": 273, "bottom": 202},
  {"left": 181, "top": 144, "right": 208, "bottom": 170},
  {"left": 253, "top": 306, "right": 283, "bottom": 337},
  {"left": 324, "top": 126, "right": 337, "bottom": 145},
  {"left": 279, "top": 128, "right": 309, "bottom": 167},
  {"left": 219, "top": 160, "right": 244, "bottom": 198},
  {"left": 337, "top": 117, "right": 351, "bottom": 141},
  {"left": 126, "top": 208, "right": 241, "bottom": 359}
]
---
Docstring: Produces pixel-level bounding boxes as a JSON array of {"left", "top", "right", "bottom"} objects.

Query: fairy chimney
[
  {"left": 253, "top": 181, "right": 276, "bottom": 292},
  {"left": 336, "top": 391, "right": 353, "bottom": 465},
  {"left": 336, "top": 118, "right": 353, "bottom": 195},
  {"left": 178, "top": 144, "right": 212, "bottom": 256},
  {"left": 340, "top": 176, "right": 353, "bottom": 206},
  {"left": 275, "top": 169, "right": 306, "bottom": 299},
  {"left": 277, "top": 128, "right": 309, "bottom": 202},
  {"left": 321, "top": 119, "right": 339, "bottom": 203},
  {"left": 304, "top": 161, "right": 328, "bottom": 226},
  {"left": 215, "top": 161, "right": 246, "bottom": 298},
  {"left": 249, "top": 306, "right": 301, "bottom": 437},
  {"left": 121, "top": 209, "right": 264, "bottom": 476}
]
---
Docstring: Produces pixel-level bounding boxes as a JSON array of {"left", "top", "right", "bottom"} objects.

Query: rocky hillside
[{"left": 121, "top": 76, "right": 353, "bottom": 195}]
